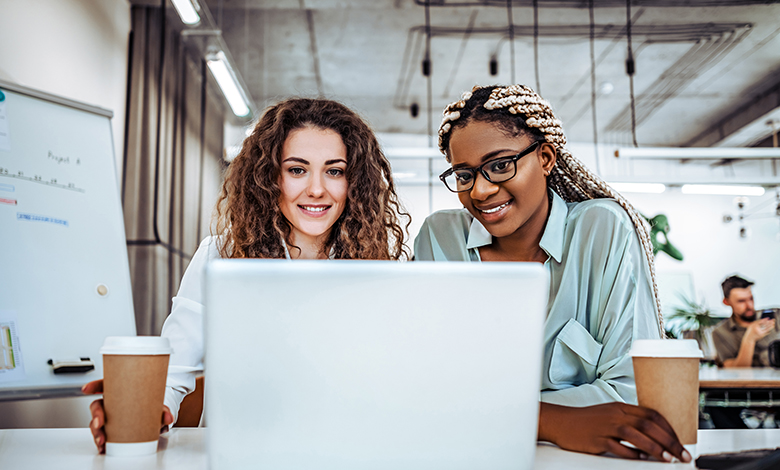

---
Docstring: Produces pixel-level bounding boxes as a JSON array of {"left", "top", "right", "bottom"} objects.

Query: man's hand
[
  {"left": 723, "top": 318, "right": 775, "bottom": 367},
  {"left": 83, "top": 379, "right": 173, "bottom": 454},
  {"left": 745, "top": 318, "right": 775, "bottom": 343},
  {"left": 538, "top": 402, "right": 692, "bottom": 463}
]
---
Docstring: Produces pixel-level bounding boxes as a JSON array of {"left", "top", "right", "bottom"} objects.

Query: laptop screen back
[{"left": 204, "top": 260, "right": 548, "bottom": 470}]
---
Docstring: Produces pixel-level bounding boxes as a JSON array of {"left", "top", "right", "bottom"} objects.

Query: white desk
[
  {"left": 700, "top": 367, "right": 780, "bottom": 390},
  {"left": 1, "top": 428, "right": 779, "bottom": 469}
]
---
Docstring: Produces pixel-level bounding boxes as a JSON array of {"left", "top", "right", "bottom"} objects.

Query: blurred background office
[{"left": 1, "top": 0, "right": 780, "bottom": 426}]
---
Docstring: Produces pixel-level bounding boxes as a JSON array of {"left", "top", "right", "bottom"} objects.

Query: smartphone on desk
[{"left": 696, "top": 448, "right": 780, "bottom": 470}]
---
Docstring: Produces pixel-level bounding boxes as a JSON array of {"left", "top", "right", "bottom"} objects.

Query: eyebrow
[
  {"left": 282, "top": 157, "right": 347, "bottom": 165},
  {"left": 451, "top": 149, "right": 515, "bottom": 169}
]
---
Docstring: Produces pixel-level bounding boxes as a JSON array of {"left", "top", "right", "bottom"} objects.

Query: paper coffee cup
[
  {"left": 630, "top": 339, "right": 702, "bottom": 448},
  {"left": 100, "top": 336, "right": 172, "bottom": 457}
]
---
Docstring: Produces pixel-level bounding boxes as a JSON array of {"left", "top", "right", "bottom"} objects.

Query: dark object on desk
[
  {"left": 696, "top": 448, "right": 780, "bottom": 470},
  {"left": 769, "top": 341, "right": 780, "bottom": 369},
  {"left": 47, "top": 357, "right": 95, "bottom": 374}
]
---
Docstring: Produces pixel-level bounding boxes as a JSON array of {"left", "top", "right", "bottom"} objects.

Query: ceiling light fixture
[
  {"left": 608, "top": 182, "right": 666, "bottom": 194},
  {"left": 615, "top": 147, "right": 780, "bottom": 159},
  {"left": 207, "top": 51, "right": 251, "bottom": 117},
  {"left": 171, "top": 0, "right": 200, "bottom": 25},
  {"left": 681, "top": 185, "right": 765, "bottom": 196}
]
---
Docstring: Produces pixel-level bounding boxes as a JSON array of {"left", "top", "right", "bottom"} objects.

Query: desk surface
[
  {"left": 1, "top": 428, "right": 779, "bottom": 469},
  {"left": 700, "top": 366, "right": 780, "bottom": 389}
]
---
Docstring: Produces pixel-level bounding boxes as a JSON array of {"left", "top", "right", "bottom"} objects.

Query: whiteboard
[{"left": 0, "top": 80, "right": 136, "bottom": 400}]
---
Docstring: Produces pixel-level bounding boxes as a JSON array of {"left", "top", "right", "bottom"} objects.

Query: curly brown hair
[{"left": 213, "top": 98, "right": 410, "bottom": 260}]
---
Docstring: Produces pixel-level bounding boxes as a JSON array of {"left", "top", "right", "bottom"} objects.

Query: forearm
[
  {"left": 723, "top": 338, "right": 756, "bottom": 368},
  {"left": 537, "top": 402, "right": 567, "bottom": 444}
]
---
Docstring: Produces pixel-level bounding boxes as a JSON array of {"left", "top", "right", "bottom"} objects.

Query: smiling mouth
[
  {"left": 478, "top": 201, "right": 511, "bottom": 214},
  {"left": 299, "top": 205, "right": 330, "bottom": 213}
]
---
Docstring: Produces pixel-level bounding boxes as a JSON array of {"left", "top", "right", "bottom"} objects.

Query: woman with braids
[
  {"left": 85, "top": 98, "right": 410, "bottom": 453},
  {"left": 415, "top": 85, "right": 691, "bottom": 463}
]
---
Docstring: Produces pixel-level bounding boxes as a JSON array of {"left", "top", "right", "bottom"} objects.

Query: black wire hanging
[
  {"left": 626, "top": 0, "right": 639, "bottom": 147},
  {"left": 533, "top": 0, "right": 541, "bottom": 94},
  {"left": 506, "top": 0, "right": 516, "bottom": 84},
  {"left": 423, "top": 0, "right": 434, "bottom": 214},
  {"left": 589, "top": 0, "right": 601, "bottom": 174}
]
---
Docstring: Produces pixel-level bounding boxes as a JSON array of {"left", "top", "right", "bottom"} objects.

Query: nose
[
  {"left": 306, "top": 172, "right": 325, "bottom": 198},
  {"left": 469, "top": 171, "right": 499, "bottom": 201}
]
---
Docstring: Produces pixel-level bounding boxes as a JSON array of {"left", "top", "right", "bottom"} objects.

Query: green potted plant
[{"left": 666, "top": 295, "right": 723, "bottom": 361}]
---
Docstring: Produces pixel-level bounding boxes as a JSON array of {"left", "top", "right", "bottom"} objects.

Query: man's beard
[{"left": 740, "top": 310, "right": 757, "bottom": 322}]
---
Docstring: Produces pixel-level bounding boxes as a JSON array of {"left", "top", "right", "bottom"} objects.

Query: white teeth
[
  {"left": 481, "top": 202, "right": 509, "bottom": 214},
  {"left": 302, "top": 206, "right": 327, "bottom": 212}
]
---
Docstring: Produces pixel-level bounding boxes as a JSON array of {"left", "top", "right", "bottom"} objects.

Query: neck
[
  {"left": 732, "top": 313, "right": 752, "bottom": 328},
  {"left": 287, "top": 232, "right": 329, "bottom": 260},
  {"left": 487, "top": 232, "right": 548, "bottom": 263}
]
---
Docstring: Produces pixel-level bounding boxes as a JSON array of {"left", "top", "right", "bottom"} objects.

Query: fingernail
[
  {"left": 91, "top": 417, "right": 99, "bottom": 429},
  {"left": 662, "top": 451, "right": 672, "bottom": 462},
  {"left": 639, "top": 452, "right": 648, "bottom": 460},
  {"left": 682, "top": 450, "right": 692, "bottom": 462},
  {"left": 95, "top": 436, "right": 101, "bottom": 446}
]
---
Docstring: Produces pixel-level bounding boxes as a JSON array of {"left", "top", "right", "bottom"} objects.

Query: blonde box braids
[{"left": 438, "top": 84, "right": 665, "bottom": 337}]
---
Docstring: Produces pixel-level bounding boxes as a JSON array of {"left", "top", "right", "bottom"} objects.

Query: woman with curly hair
[
  {"left": 85, "top": 98, "right": 410, "bottom": 452},
  {"left": 415, "top": 84, "right": 691, "bottom": 463}
]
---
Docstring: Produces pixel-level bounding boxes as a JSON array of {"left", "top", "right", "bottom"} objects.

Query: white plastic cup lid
[
  {"left": 629, "top": 339, "right": 703, "bottom": 358},
  {"left": 100, "top": 336, "right": 173, "bottom": 355}
]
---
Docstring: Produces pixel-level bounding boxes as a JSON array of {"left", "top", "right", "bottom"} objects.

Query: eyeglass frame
[{"left": 438, "top": 140, "right": 543, "bottom": 193}]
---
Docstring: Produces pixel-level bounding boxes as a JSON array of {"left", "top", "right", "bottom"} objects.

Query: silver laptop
[{"left": 204, "top": 260, "right": 548, "bottom": 470}]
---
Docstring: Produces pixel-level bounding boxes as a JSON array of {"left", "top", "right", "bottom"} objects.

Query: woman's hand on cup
[
  {"left": 539, "top": 402, "right": 692, "bottom": 463},
  {"left": 82, "top": 379, "right": 174, "bottom": 454}
]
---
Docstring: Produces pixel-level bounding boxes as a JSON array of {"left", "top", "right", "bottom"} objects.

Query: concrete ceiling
[{"left": 199, "top": 0, "right": 780, "bottom": 148}]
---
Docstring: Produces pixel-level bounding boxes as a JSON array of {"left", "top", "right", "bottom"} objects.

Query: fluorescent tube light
[
  {"left": 207, "top": 52, "right": 251, "bottom": 117},
  {"left": 171, "top": 0, "right": 200, "bottom": 25},
  {"left": 608, "top": 182, "right": 666, "bottom": 194},
  {"left": 615, "top": 147, "right": 780, "bottom": 159},
  {"left": 383, "top": 147, "right": 442, "bottom": 159},
  {"left": 681, "top": 185, "right": 765, "bottom": 196}
]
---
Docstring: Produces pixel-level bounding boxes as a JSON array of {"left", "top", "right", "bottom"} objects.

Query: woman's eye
[
  {"left": 454, "top": 171, "right": 473, "bottom": 184},
  {"left": 289, "top": 167, "right": 306, "bottom": 176},
  {"left": 327, "top": 168, "right": 345, "bottom": 177},
  {"left": 489, "top": 159, "right": 512, "bottom": 174}
]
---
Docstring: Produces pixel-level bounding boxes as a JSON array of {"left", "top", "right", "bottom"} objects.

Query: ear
[
  {"left": 723, "top": 298, "right": 731, "bottom": 307},
  {"left": 538, "top": 142, "right": 557, "bottom": 175}
]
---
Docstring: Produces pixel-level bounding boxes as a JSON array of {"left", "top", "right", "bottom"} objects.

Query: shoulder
[
  {"left": 414, "top": 208, "right": 473, "bottom": 261},
  {"left": 712, "top": 317, "right": 734, "bottom": 336},
  {"left": 421, "top": 208, "right": 473, "bottom": 228},
  {"left": 564, "top": 198, "right": 636, "bottom": 236},
  {"left": 568, "top": 198, "right": 633, "bottom": 224},
  {"left": 190, "top": 236, "right": 224, "bottom": 265}
]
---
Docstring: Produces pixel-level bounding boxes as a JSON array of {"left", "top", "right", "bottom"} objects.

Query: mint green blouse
[{"left": 414, "top": 190, "right": 662, "bottom": 407}]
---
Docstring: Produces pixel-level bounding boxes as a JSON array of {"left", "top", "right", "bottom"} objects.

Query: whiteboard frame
[
  {"left": 0, "top": 79, "right": 135, "bottom": 401},
  {"left": 0, "top": 79, "right": 113, "bottom": 119}
]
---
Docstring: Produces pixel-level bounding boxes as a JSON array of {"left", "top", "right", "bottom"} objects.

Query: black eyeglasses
[{"left": 438, "top": 141, "right": 541, "bottom": 193}]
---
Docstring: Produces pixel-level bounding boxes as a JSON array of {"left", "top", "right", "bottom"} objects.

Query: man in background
[{"left": 712, "top": 275, "right": 780, "bottom": 368}]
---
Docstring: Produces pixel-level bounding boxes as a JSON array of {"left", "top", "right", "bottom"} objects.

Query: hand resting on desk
[
  {"left": 82, "top": 379, "right": 173, "bottom": 454},
  {"left": 538, "top": 402, "right": 692, "bottom": 463}
]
